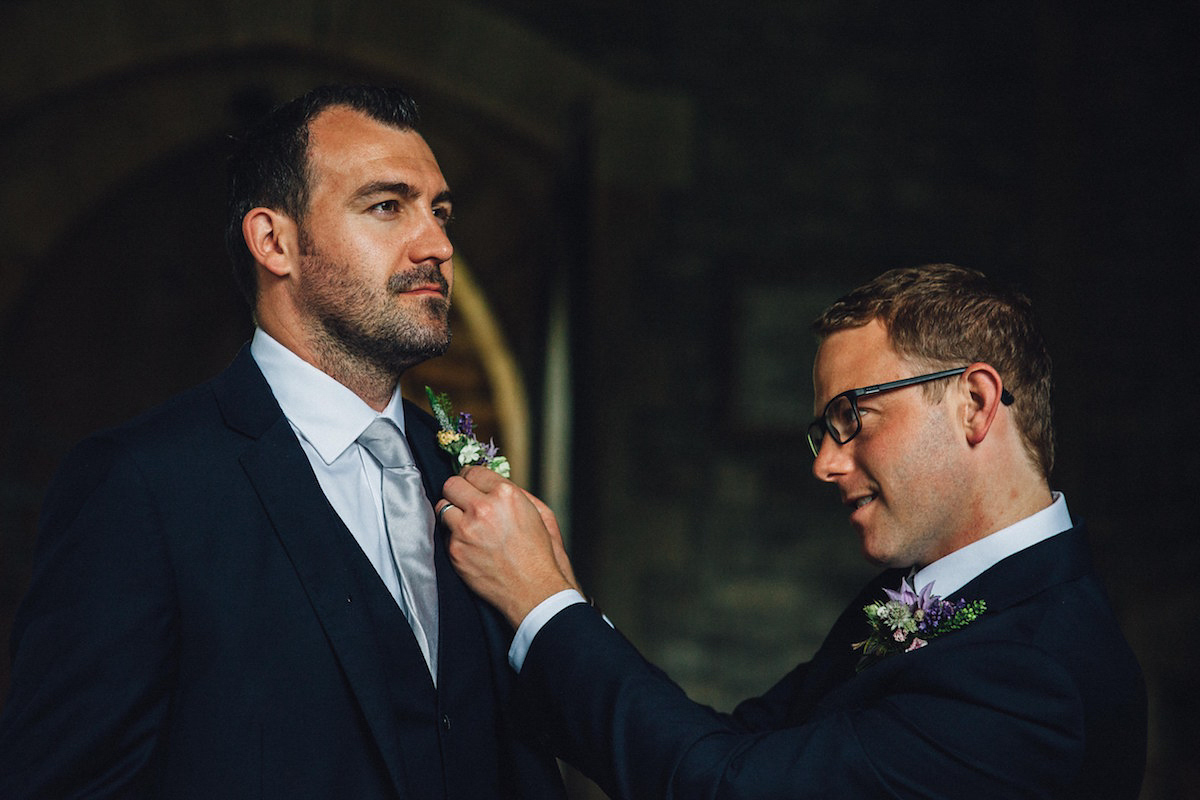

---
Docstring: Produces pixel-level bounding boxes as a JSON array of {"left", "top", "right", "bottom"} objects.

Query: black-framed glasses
[{"left": 806, "top": 367, "right": 1014, "bottom": 457}]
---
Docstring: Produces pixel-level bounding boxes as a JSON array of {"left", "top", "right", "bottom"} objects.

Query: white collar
[
  {"left": 249, "top": 328, "right": 405, "bottom": 464},
  {"left": 911, "top": 492, "right": 1072, "bottom": 598}
]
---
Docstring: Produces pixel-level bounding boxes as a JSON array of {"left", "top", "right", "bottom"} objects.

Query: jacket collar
[{"left": 956, "top": 523, "right": 1093, "bottom": 614}]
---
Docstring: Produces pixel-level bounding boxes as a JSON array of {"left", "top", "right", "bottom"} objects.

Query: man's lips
[
  {"left": 843, "top": 492, "right": 878, "bottom": 512},
  {"left": 398, "top": 283, "right": 446, "bottom": 296}
]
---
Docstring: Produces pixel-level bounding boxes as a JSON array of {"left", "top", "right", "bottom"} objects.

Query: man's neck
[
  {"left": 306, "top": 344, "right": 399, "bottom": 412},
  {"left": 256, "top": 320, "right": 399, "bottom": 412},
  {"left": 930, "top": 477, "right": 1054, "bottom": 566}
]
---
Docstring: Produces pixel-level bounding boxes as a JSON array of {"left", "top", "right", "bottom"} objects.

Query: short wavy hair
[{"left": 813, "top": 264, "right": 1055, "bottom": 478}]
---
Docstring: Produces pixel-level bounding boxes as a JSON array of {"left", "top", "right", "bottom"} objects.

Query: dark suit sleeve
[
  {"left": 0, "top": 436, "right": 178, "bottom": 798},
  {"left": 519, "top": 604, "right": 1085, "bottom": 800},
  {"left": 723, "top": 661, "right": 809, "bottom": 734}
]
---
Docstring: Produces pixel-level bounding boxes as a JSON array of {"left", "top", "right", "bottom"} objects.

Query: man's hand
[{"left": 439, "top": 467, "right": 580, "bottom": 628}]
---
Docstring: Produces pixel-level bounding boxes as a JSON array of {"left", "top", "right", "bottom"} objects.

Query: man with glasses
[{"left": 439, "top": 263, "right": 1146, "bottom": 798}]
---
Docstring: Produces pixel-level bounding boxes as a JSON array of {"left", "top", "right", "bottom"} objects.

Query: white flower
[{"left": 457, "top": 441, "right": 482, "bottom": 465}]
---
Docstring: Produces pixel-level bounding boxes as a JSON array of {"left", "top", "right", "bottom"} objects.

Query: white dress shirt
[
  {"left": 509, "top": 493, "right": 1073, "bottom": 672},
  {"left": 250, "top": 329, "right": 414, "bottom": 616}
]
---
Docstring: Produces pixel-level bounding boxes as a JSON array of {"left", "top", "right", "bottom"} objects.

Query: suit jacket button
[{"left": 441, "top": 714, "right": 452, "bottom": 733}]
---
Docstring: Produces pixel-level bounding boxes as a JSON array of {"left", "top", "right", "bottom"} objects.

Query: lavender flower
[{"left": 457, "top": 411, "right": 475, "bottom": 438}]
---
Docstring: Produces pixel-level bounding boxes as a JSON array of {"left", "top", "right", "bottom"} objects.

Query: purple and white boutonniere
[
  {"left": 852, "top": 578, "right": 986, "bottom": 671},
  {"left": 425, "top": 386, "right": 511, "bottom": 478}
]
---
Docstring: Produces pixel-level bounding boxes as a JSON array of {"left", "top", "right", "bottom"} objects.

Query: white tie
[{"left": 357, "top": 418, "right": 439, "bottom": 682}]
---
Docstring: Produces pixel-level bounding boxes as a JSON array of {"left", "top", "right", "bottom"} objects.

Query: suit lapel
[
  {"left": 215, "top": 348, "right": 419, "bottom": 797},
  {"left": 401, "top": 402, "right": 511, "bottom": 690},
  {"left": 401, "top": 403, "right": 457, "bottom": 684},
  {"left": 401, "top": 401, "right": 513, "bottom": 668}
]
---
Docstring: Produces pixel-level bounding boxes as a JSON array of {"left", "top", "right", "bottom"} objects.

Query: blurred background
[{"left": 1, "top": 1, "right": 1195, "bottom": 797}]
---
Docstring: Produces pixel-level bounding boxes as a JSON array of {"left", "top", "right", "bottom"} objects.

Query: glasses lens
[
  {"left": 826, "top": 394, "right": 859, "bottom": 443},
  {"left": 806, "top": 420, "right": 826, "bottom": 457}
]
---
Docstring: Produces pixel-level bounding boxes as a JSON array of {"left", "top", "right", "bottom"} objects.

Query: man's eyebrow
[
  {"left": 351, "top": 181, "right": 419, "bottom": 201},
  {"left": 350, "top": 182, "right": 453, "bottom": 208}
]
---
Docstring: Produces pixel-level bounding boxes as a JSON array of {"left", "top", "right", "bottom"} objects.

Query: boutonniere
[
  {"left": 425, "top": 386, "right": 511, "bottom": 478},
  {"left": 852, "top": 578, "right": 986, "bottom": 671}
]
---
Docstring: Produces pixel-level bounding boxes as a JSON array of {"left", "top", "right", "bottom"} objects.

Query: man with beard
[
  {"left": 0, "top": 85, "right": 566, "bottom": 800},
  {"left": 438, "top": 264, "right": 1146, "bottom": 799}
]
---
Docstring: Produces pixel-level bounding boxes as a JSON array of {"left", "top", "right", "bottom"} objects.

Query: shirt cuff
[{"left": 508, "top": 589, "right": 587, "bottom": 672}]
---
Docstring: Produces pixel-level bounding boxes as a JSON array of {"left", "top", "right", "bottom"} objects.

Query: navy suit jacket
[
  {"left": 0, "top": 347, "right": 566, "bottom": 799},
  {"left": 518, "top": 526, "right": 1146, "bottom": 799}
]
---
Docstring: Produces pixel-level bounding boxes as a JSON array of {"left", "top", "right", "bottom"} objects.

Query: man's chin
[
  {"left": 858, "top": 532, "right": 902, "bottom": 568},
  {"left": 861, "top": 549, "right": 892, "bottom": 568},
  {"left": 411, "top": 302, "right": 451, "bottom": 337},
  {"left": 392, "top": 298, "right": 452, "bottom": 350},
  {"left": 321, "top": 318, "right": 451, "bottom": 376},
  {"left": 405, "top": 292, "right": 450, "bottom": 315},
  {"left": 391, "top": 334, "right": 450, "bottom": 371}
]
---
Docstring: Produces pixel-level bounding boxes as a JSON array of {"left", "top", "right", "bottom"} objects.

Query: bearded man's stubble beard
[
  {"left": 297, "top": 242, "right": 452, "bottom": 381},
  {"left": 320, "top": 288, "right": 452, "bottom": 376}
]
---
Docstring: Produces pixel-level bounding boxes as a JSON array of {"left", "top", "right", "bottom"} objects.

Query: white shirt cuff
[{"left": 508, "top": 589, "right": 587, "bottom": 672}]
